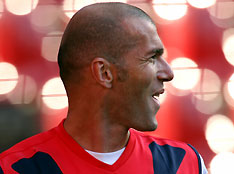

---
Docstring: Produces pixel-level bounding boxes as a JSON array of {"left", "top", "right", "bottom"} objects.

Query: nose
[{"left": 156, "top": 57, "right": 174, "bottom": 82}]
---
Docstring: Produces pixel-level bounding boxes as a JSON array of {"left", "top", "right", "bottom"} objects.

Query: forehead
[{"left": 122, "top": 17, "right": 164, "bottom": 58}]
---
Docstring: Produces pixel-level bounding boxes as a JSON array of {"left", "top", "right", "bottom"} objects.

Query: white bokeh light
[
  {"left": 188, "top": 0, "right": 216, "bottom": 9},
  {"left": 42, "top": 77, "right": 68, "bottom": 110},
  {"left": 208, "top": 2, "right": 234, "bottom": 20},
  {"left": 0, "top": 0, "right": 3, "bottom": 18},
  {"left": 224, "top": 73, "right": 234, "bottom": 108},
  {"left": 63, "top": 0, "right": 127, "bottom": 18},
  {"left": 7, "top": 75, "right": 37, "bottom": 104},
  {"left": 63, "top": 0, "right": 93, "bottom": 18},
  {"left": 206, "top": 114, "right": 234, "bottom": 154},
  {"left": 208, "top": 2, "right": 234, "bottom": 29},
  {"left": 210, "top": 152, "right": 234, "bottom": 174},
  {"left": 0, "top": 62, "right": 18, "bottom": 95},
  {"left": 95, "top": 0, "right": 126, "bottom": 2},
  {"left": 30, "top": 5, "right": 60, "bottom": 33},
  {"left": 5, "top": 0, "right": 38, "bottom": 16},
  {"left": 159, "top": 90, "right": 167, "bottom": 104},
  {"left": 152, "top": 0, "right": 188, "bottom": 21},
  {"left": 170, "top": 58, "right": 200, "bottom": 90},
  {"left": 223, "top": 28, "right": 234, "bottom": 49},
  {"left": 193, "top": 95, "right": 222, "bottom": 115},
  {"left": 222, "top": 29, "right": 234, "bottom": 67},
  {"left": 192, "top": 69, "right": 223, "bottom": 115},
  {"left": 192, "top": 69, "right": 221, "bottom": 101},
  {"left": 228, "top": 73, "right": 234, "bottom": 100},
  {"left": 42, "top": 31, "right": 62, "bottom": 62}
]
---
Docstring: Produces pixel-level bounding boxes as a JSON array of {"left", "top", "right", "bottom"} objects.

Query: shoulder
[
  {"left": 130, "top": 128, "right": 193, "bottom": 148},
  {"left": 0, "top": 125, "right": 65, "bottom": 174},
  {"left": 130, "top": 129, "right": 205, "bottom": 174},
  {"left": 130, "top": 128, "right": 198, "bottom": 155},
  {"left": 0, "top": 127, "right": 57, "bottom": 162}
]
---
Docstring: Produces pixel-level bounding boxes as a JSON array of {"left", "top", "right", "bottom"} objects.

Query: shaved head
[{"left": 58, "top": 2, "right": 154, "bottom": 84}]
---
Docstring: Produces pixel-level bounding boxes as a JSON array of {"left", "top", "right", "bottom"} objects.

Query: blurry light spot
[
  {"left": 223, "top": 28, "right": 234, "bottom": 42},
  {"left": 192, "top": 94, "right": 222, "bottom": 115},
  {"left": 188, "top": 0, "right": 216, "bottom": 9},
  {"left": 206, "top": 114, "right": 234, "bottom": 154},
  {"left": 167, "top": 84, "right": 191, "bottom": 96},
  {"left": 63, "top": 0, "right": 126, "bottom": 18},
  {"left": 0, "top": 62, "right": 18, "bottom": 95},
  {"left": 191, "top": 68, "right": 222, "bottom": 115},
  {"left": 6, "top": 0, "right": 38, "bottom": 16},
  {"left": 170, "top": 57, "right": 200, "bottom": 90},
  {"left": 228, "top": 73, "right": 234, "bottom": 99},
  {"left": 210, "top": 152, "right": 234, "bottom": 174},
  {"left": 95, "top": 0, "right": 126, "bottom": 2},
  {"left": 7, "top": 75, "right": 37, "bottom": 104},
  {"left": 224, "top": 73, "right": 234, "bottom": 108},
  {"left": 224, "top": 73, "right": 234, "bottom": 109},
  {"left": 208, "top": 2, "right": 234, "bottom": 20},
  {"left": 30, "top": 5, "right": 60, "bottom": 33},
  {"left": 152, "top": 0, "right": 188, "bottom": 20},
  {"left": 209, "top": 16, "right": 234, "bottom": 29},
  {"left": 42, "top": 77, "right": 68, "bottom": 110},
  {"left": 192, "top": 69, "right": 221, "bottom": 101},
  {"left": 208, "top": 2, "right": 234, "bottom": 28},
  {"left": 42, "top": 31, "right": 62, "bottom": 62},
  {"left": 159, "top": 90, "right": 167, "bottom": 104},
  {"left": 223, "top": 31, "right": 234, "bottom": 67},
  {"left": 63, "top": 0, "right": 93, "bottom": 18},
  {"left": 0, "top": 0, "right": 4, "bottom": 18}
]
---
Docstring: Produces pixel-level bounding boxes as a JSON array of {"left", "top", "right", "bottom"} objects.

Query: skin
[
  {"left": 63, "top": 7, "right": 174, "bottom": 153},
  {"left": 105, "top": 18, "right": 174, "bottom": 133}
]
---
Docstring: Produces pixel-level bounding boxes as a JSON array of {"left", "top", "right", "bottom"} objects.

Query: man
[{"left": 0, "top": 2, "right": 207, "bottom": 173}]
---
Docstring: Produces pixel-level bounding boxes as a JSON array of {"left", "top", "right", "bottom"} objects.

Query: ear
[{"left": 91, "top": 58, "right": 113, "bottom": 88}]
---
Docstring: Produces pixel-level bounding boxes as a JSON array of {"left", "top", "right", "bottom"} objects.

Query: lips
[
  {"left": 152, "top": 89, "right": 164, "bottom": 98},
  {"left": 152, "top": 89, "right": 164, "bottom": 102}
]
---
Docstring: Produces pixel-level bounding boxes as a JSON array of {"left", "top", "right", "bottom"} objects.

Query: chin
[
  {"left": 135, "top": 126, "right": 157, "bottom": 132},
  {"left": 134, "top": 120, "right": 158, "bottom": 132},
  {"left": 145, "top": 124, "right": 158, "bottom": 132}
]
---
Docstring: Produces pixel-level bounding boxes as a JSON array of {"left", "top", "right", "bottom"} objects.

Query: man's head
[
  {"left": 58, "top": 2, "right": 174, "bottom": 131},
  {"left": 58, "top": 2, "right": 154, "bottom": 84}
]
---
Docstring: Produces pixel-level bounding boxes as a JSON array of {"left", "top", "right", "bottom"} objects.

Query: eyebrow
[
  {"left": 154, "top": 48, "right": 164, "bottom": 56},
  {"left": 146, "top": 48, "right": 164, "bottom": 57}
]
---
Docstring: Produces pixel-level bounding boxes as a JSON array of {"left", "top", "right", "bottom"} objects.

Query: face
[{"left": 106, "top": 18, "right": 174, "bottom": 132}]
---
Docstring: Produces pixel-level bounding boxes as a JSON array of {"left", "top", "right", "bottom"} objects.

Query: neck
[
  {"left": 64, "top": 102, "right": 130, "bottom": 153},
  {"left": 64, "top": 82, "right": 130, "bottom": 152}
]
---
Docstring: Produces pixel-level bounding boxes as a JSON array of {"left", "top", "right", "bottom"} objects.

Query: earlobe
[{"left": 91, "top": 58, "right": 113, "bottom": 88}]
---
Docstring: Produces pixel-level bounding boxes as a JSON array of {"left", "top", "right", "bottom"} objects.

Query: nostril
[{"left": 156, "top": 68, "right": 174, "bottom": 82}]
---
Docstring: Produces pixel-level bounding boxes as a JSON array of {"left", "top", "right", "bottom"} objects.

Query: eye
[
  {"left": 148, "top": 55, "right": 158, "bottom": 64},
  {"left": 151, "top": 55, "right": 157, "bottom": 59}
]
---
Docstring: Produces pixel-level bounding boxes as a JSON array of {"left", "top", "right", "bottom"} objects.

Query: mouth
[
  {"left": 152, "top": 94, "right": 159, "bottom": 100},
  {"left": 152, "top": 89, "right": 164, "bottom": 103}
]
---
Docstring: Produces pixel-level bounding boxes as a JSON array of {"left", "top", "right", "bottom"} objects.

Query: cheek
[
  {"left": 149, "top": 63, "right": 158, "bottom": 78},
  {"left": 116, "top": 65, "right": 157, "bottom": 99},
  {"left": 138, "top": 65, "right": 156, "bottom": 88},
  {"left": 116, "top": 68, "right": 129, "bottom": 82}
]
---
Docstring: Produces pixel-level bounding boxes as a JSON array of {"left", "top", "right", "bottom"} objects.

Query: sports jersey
[{"left": 0, "top": 120, "right": 205, "bottom": 174}]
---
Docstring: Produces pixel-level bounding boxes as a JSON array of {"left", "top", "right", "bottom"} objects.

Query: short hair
[{"left": 57, "top": 2, "right": 154, "bottom": 84}]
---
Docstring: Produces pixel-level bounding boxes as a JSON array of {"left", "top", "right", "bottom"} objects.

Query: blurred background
[{"left": 0, "top": 0, "right": 234, "bottom": 173}]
